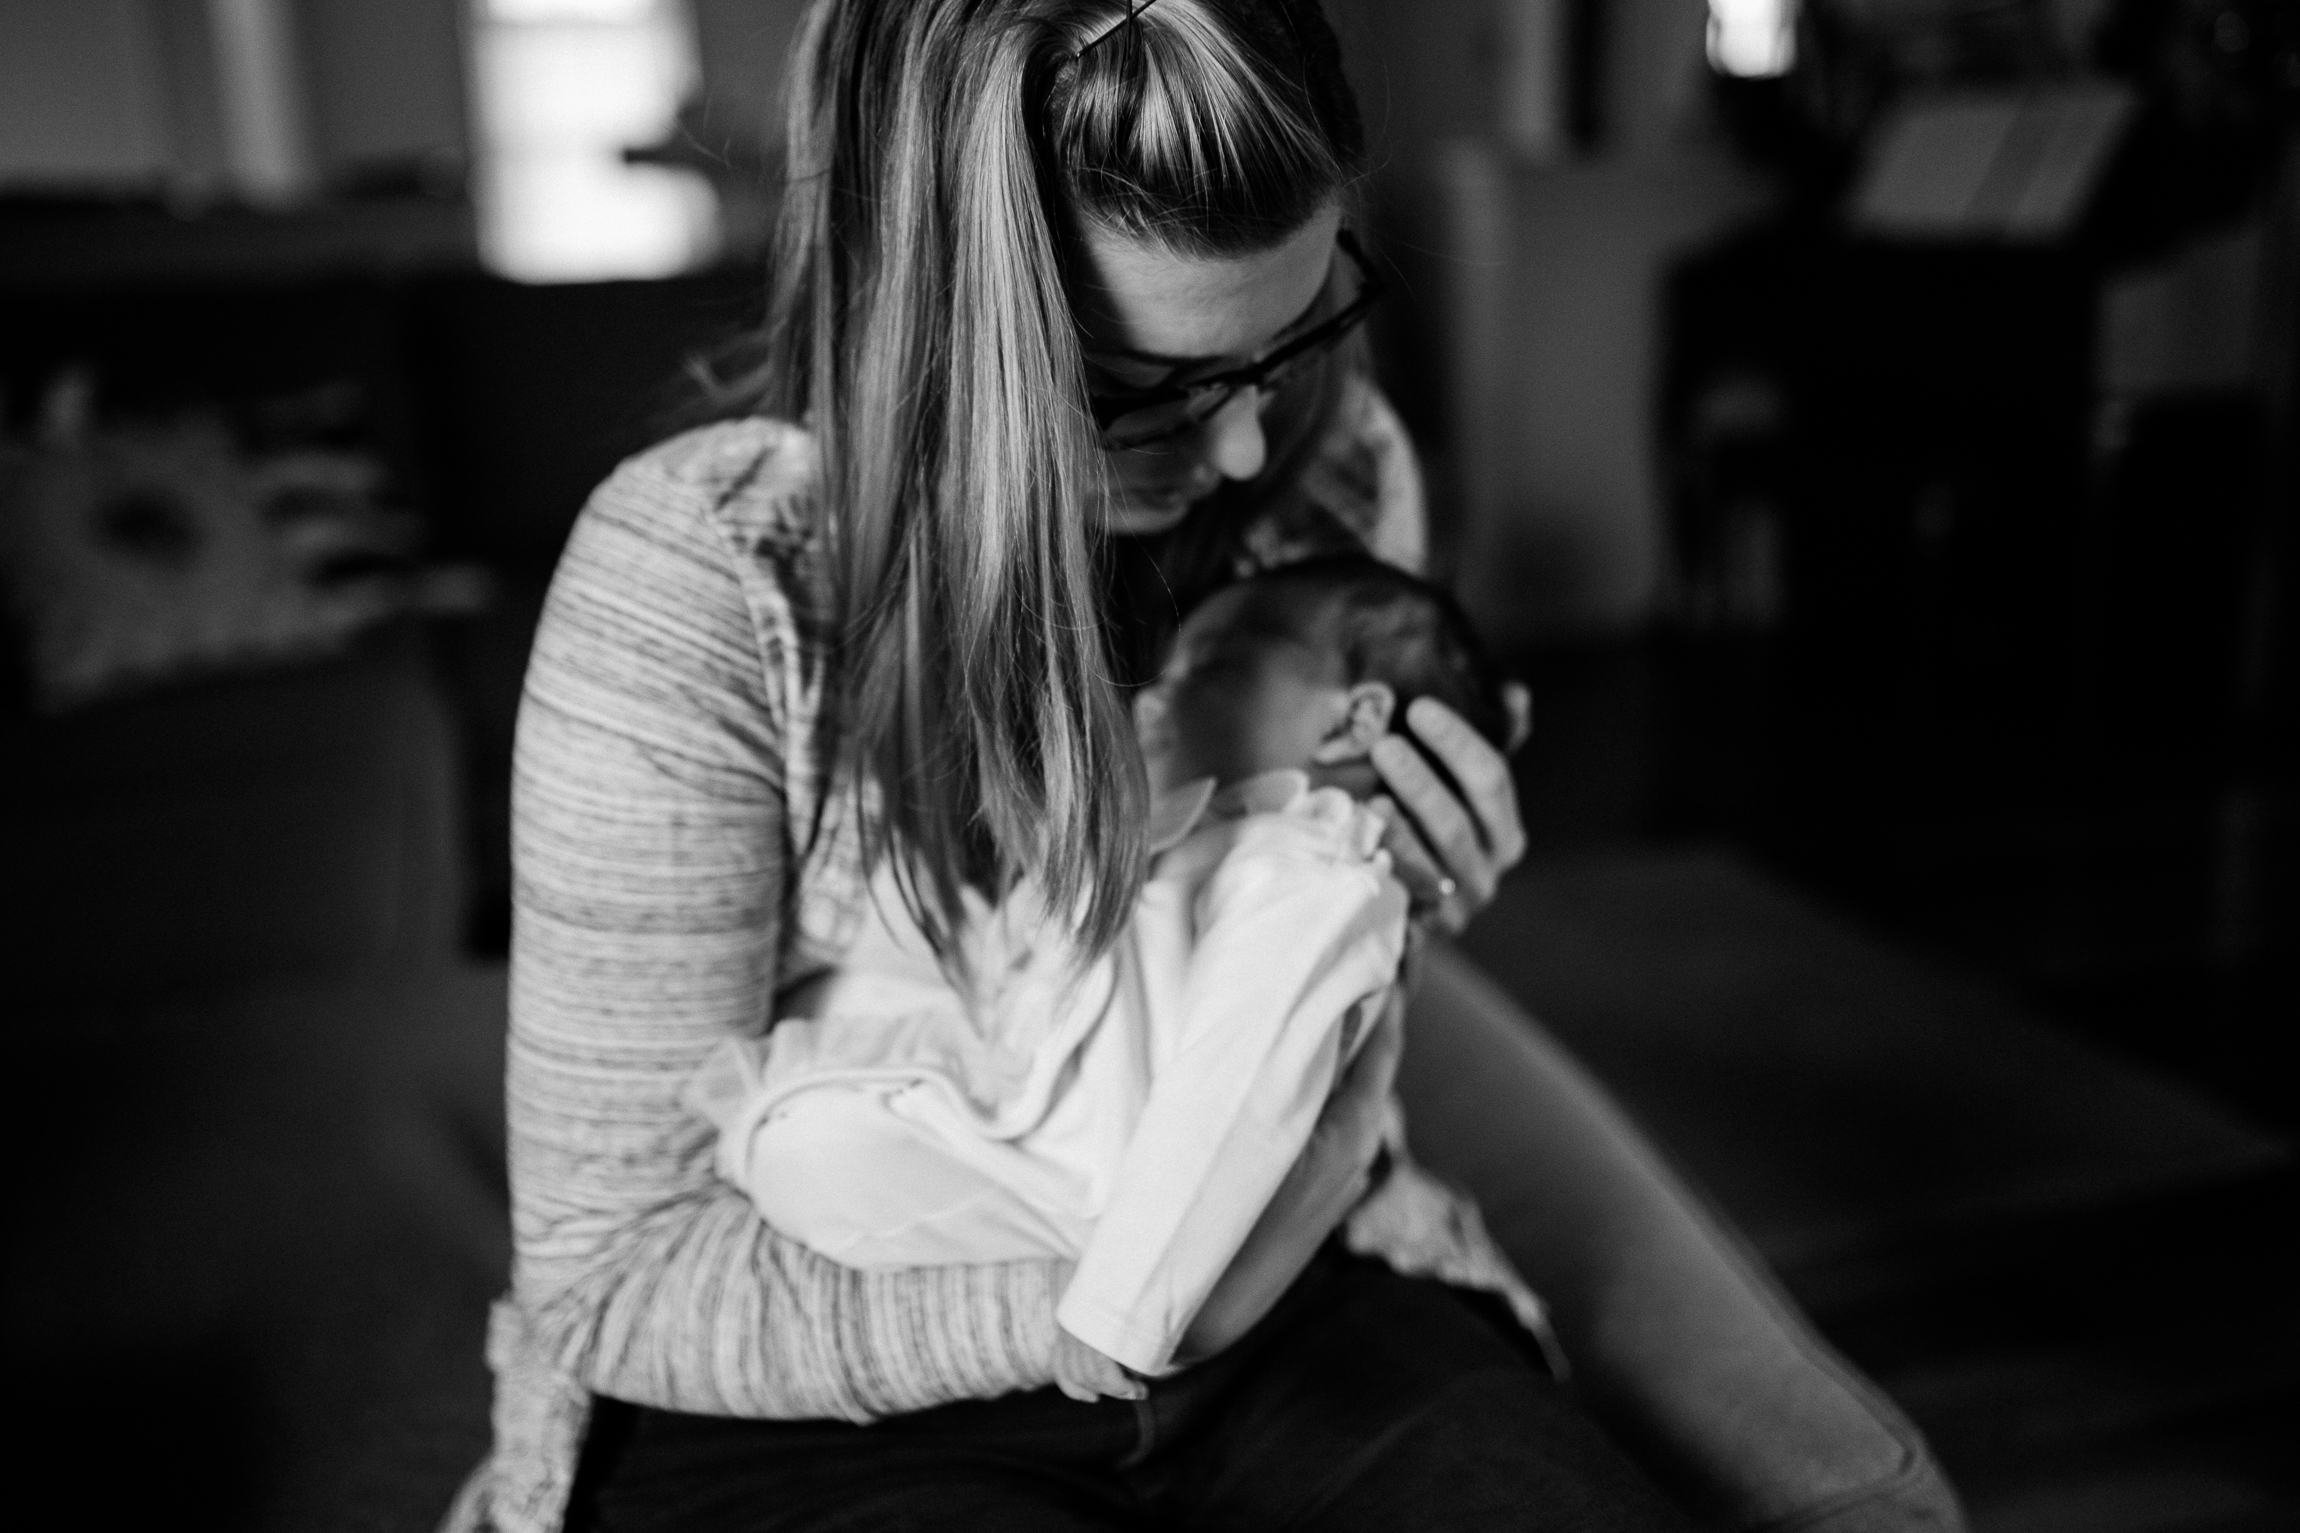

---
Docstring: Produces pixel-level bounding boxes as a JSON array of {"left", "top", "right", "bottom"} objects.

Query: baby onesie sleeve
[
  {"left": 507, "top": 423, "right": 1065, "bottom": 1423},
  {"left": 1055, "top": 810, "right": 1410, "bottom": 1374}
]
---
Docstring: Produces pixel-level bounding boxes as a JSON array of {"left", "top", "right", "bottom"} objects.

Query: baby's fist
[{"left": 1052, "top": 1329, "right": 1145, "bottom": 1404}]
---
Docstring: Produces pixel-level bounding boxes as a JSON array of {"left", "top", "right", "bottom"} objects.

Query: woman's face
[{"left": 1071, "top": 203, "right": 1344, "bottom": 536}]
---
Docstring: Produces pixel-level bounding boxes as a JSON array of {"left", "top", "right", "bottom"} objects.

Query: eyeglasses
[{"left": 1087, "top": 229, "right": 1386, "bottom": 452}]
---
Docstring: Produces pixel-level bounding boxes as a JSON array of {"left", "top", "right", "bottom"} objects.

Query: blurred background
[{"left": 3, "top": 2, "right": 2294, "bottom": 1530}]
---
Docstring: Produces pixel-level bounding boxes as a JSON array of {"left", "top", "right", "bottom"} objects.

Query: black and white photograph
[{"left": 4, "top": 1, "right": 2293, "bottom": 1529}]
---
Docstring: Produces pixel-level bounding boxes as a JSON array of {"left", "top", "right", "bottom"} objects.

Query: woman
[{"left": 449, "top": 3, "right": 1687, "bottom": 1529}]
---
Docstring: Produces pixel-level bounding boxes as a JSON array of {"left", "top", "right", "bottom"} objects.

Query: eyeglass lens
[
  {"left": 1098, "top": 240, "right": 1376, "bottom": 450},
  {"left": 1101, "top": 344, "right": 1333, "bottom": 448}
]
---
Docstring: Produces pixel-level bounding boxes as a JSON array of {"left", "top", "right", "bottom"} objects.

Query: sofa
[{"left": 8, "top": 622, "right": 1963, "bottom": 1531}]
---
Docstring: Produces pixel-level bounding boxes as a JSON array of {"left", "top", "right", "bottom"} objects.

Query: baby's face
[{"left": 1135, "top": 585, "right": 1349, "bottom": 796}]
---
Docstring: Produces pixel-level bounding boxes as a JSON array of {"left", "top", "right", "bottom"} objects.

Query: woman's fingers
[
  {"left": 1502, "top": 680, "right": 1534, "bottom": 754},
  {"left": 1406, "top": 696, "right": 1528, "bottom": 869},
  {"left": 1367, "top": 794, "right": 1475, "bottom": 937},
  {"left": 1369, "top": 697, "right": 1527, "bottom": 932}
]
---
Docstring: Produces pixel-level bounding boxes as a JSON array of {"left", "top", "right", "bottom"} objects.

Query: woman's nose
[{"left": 1201, "top": 387, "right": 1267, "bottom": 482}]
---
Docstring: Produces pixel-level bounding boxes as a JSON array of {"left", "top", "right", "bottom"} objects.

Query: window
[
  {"left": 468, "top": 0, "right": 718, "bottom": 281},
  {"left": 1707, "top": 0, "right": 1797, "bottom": 79}
]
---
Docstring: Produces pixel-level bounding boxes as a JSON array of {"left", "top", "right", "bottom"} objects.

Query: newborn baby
[
  {"left": 686, "top": 555, "right": 1535, "bottom": 1401},
  {"left": 1131, "top": 553, "right": 1514, "bottom": 804}
]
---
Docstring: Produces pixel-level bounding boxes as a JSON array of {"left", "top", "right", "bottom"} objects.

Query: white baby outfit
[{"left": 688, "top": 771, "right": 1547, "bottom": 1376}]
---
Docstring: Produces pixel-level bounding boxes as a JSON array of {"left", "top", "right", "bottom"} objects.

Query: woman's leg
[
  {"left": 579, "top": 1394, "right": 1153, "bottom": 1533},
  {"left": 1149, "top": 1256, "right": 1689, "bottom": 1533},
  {"left": 576, "top": 1256, "right": 1685, "bottom": 1533}
]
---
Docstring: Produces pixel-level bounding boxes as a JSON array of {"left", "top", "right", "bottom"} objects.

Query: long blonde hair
[{"left": 735, "top": 0, "right": 1365, "bottom": 962}]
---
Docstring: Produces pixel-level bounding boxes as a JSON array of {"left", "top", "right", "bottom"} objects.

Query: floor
[
  {"left": 1834, "top": 1178, "right": 2297, "bottom": 1533},
  {"left": 1494, "top": 636, "right": 2297, "bottom": 1533},
  {"left": 1506, "top": 635, "right": 2296, "bottom": 1136}
]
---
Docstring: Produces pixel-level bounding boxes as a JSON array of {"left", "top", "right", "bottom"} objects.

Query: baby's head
[{"left": 1136, "top": 556, "right": 1510, "bottom": 797}]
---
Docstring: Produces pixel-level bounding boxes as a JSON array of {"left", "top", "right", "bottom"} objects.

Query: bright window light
[
  {"left": 487, "top": 0, "right": 658, "bottom": 20},
  {"left": 1707, "top": 0, "right": 1797, "bottom": 79},
  {"left": 470, "top": 0, "right": 718, "bottom": 282}
]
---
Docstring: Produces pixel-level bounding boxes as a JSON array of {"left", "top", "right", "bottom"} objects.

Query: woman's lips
[
  {"left": 1104, "top": 473, "right": 1220, "bottom": 534},
  {"left": 1104, "top": 488, "right": 1197, "bottom": 534}
]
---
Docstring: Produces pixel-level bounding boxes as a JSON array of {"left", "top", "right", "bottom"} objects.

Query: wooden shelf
[{"left": 0, "top": 196, "right": 478, "bottom": 289}]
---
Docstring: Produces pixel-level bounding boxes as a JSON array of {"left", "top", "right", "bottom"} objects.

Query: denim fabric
[{"left": 576, "top": 1252, "right": 1685, "bottom": 1533}]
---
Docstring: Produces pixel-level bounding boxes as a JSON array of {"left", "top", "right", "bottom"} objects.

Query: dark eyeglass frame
[{"left": 1087, "top": 229, "right": 1387, "bottom": 452}]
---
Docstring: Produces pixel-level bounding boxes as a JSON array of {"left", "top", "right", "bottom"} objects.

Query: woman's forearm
[
  {"left": 511, "top": 883, "right": 1069, "bottom": 1419},
  {"left": 518, "top": 1165, "right": 1065, "bottom": 1419}
]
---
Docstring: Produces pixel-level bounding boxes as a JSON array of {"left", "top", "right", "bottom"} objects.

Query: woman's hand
[
  {"left": 1367, "top": 687, "right": 1532, "bottom": 936},
  {"left": 1173, "top": 984, "right": 1408, "bottom": 1363}
]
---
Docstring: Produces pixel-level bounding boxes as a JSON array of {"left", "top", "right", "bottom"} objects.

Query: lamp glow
[
  {"left": 1706, "top": 0, "right": 1797, "bottom": 79},
  {"left": 469, "top": 0, "right": 718, "bottom": 282}
]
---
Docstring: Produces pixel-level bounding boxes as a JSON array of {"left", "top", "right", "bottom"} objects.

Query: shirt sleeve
[
  {"left": 1243, "top": 376, "right": 1430, "bottom": 578},
  {"left": 507, "top": 432, "right": 1064, "bottom": 1422},
  {"left": 1319, "top": 377, "right": 1429, "bottom": 575}
]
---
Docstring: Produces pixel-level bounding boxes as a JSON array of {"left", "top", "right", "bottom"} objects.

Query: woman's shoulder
[
  {"left": 600, "top": 416, "right": 821, "bottom": 551},
  {"left": 554, "top": 416, "right": 835, "bottom": 685},
  {"left": 1243, "top": 377, "right": 1427, "bottom": 577}
]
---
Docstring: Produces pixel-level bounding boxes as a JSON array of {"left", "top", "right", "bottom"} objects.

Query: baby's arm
[{"left": 1056, "top": 816, "right": 1409, "bottom": 1374}]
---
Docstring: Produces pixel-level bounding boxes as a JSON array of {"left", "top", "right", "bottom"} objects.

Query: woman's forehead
[{"left": 1071, "top": 204, "right": 1341, "bottom": 365}]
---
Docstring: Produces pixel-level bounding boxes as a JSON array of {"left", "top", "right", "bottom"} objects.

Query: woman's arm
[{"left": 508, "top": 433, "right": 1064, "bottom": 1422}]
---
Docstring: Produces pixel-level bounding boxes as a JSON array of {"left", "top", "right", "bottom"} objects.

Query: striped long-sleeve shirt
[{"left": 445, "top": 394, "right": 1543, "bottom": 1533}]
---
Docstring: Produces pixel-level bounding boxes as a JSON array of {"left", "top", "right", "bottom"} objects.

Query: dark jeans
[{"left": 574, "top": 1250, "right": 1687, "bottom": 1532}]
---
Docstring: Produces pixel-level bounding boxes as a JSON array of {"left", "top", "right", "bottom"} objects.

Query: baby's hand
[{"left": 1052, "top": 1329, "right": 1146, "bottom": 1404}]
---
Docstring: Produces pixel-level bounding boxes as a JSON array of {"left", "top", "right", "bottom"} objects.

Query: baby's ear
[{"left": 1312, "top": 682, "right": 1396, "bottom": 764}]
